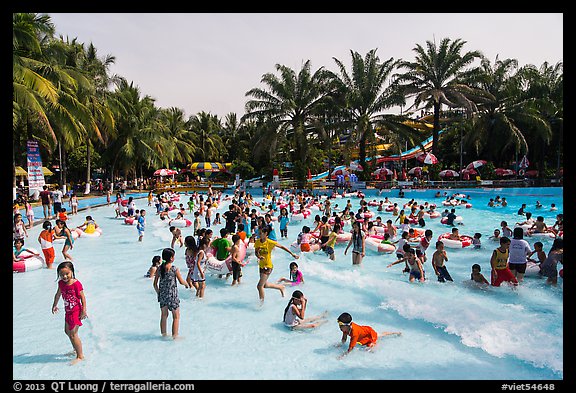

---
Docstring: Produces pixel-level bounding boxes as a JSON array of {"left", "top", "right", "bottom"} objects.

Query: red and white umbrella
[
  {"left": 439, "top": 169, "right": 459, "bottom": 178},
  {"left": 349, "top": 162, "right": 363, "bottom": 171},
  {"left": 494, "top": 168, "right": 516, "bottom": 176},
  {"left": 461, "top": 168, "right": 477, "bottom": 175},
  {"left": 154, "top": 168, "right": 178, "bottom": 176},
  {"left": 373, "top": 167, "right": 393, "bottom": 177},
  {"left": 331, "top": 167, "right": 350, "bottom": 177},
  {"left": 408, "top": 166, "right": 423, "bottom": 176},
  {"left": 416, "top": 152, "right": 439, "bottom": 164},
  {"left": 466, "top": 160, "right": 487, "bottom": 170}
]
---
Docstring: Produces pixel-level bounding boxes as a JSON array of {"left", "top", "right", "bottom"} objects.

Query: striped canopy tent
[{"left": 187, "top": 162, "right": 226, "bottom": 177}]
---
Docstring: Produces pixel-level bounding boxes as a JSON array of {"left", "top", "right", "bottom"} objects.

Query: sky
[{"left": 47, "top": 13, "right": 563, "bottom": 119}]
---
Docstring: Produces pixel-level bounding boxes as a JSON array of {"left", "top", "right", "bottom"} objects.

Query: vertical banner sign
[{"left": 26, "top": 140, "right": 46, "bottom": 195}]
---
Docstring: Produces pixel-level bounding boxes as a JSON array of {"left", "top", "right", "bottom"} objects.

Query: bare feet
[{"left": 69, "top": 356, "right": 84, "bottom": 365}]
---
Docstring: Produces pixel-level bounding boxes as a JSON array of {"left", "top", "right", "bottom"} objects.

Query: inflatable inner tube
[
  {"left": 13, "top": 248, "right": 44, "bottom": 272},
  {"left": 438, "top": 233, "right": 473, "bottom": 248},
  {"left": 365, "top": 237, "right": 395, "bottom": 254},
  {"left": 205, "top": 241, "right": 247, "bottom": 275}
]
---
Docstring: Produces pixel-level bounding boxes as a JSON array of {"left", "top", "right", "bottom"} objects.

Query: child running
[
  {"left": 51, "top": 261, "right": 87, "bottom": 364},
  {"left": 153, "top": 248, "right": 190, "bottom": 339},
  {"left": 282, "top": 290, "right": 328, "bottom": 329},
  {"left": 336, "top": 312, "right": 401, "bottom": 359}
]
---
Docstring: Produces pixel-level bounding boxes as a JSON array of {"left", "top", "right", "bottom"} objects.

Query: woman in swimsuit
[{"left": 344, "top": 221, "right": 365, "bottom": 265}]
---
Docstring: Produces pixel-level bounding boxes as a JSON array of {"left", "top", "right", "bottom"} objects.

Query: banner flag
[{"left": 26, "top": 140, "right": 45, "bottom": 195}]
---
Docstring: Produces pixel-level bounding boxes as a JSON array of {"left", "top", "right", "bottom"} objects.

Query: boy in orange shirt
[
  {"left": 336, "top": 312, "right": 401, "bottom": 358},
  {"left": 37, "top": 221, "right": 56, "bottom": 268},
  {"left": 58, "top": 207, "right": 68, "bottom": 222}
]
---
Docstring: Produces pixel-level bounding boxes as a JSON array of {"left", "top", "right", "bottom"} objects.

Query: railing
[{"left": 153, "top": 181, "right": 229, "bottom": 192}]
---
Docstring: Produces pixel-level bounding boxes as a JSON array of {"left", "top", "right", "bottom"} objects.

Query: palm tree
[
  {"left": 331, "top": 49, "right": 416, "bottom": 177},
  {"left": 187, "top": 111, "right": 224, "bottom": 163},
  {"left": 243, "top": 60, "right": 334, "bottom": 183},
  {"left": 516, "top": 61, "right": 563, "bottom": 177},
  {"left": 12, "top": 13, "right": 59, "bottom": 195},
  {"left": 160, "top": 107, "right": 196, "bottom": 169},
  {"left": 394, "top": 37, "right": 485, "bottom": 156},
  {"left": 461, "top": 56, "right": 551, "bottom": 167},
  {"left": 104, "top": 80, "right": 168, "bottom": 181}
]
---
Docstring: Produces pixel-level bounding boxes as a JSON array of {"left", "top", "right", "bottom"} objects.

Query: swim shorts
[
  {"left": 508, "top": 262, "right": 527, "bottom": 274},
  {"left": 324, "top": 246, "right": 334, "bottom": 256}
]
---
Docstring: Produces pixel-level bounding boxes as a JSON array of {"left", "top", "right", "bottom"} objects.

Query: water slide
[
  {"left": 308, "top": 128, "right": 445, "bottom": 180},
  {"left": 375, "top": 128, "right": 445, "bottom": 163}
]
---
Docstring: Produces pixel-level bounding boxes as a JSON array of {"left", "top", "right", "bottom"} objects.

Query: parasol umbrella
[
  {"left": 439, "top": 169, "right": 459, "bottom": 178},
  {"left": 494, "top": 168, "right": 516, "bottom": 177},
  {"left": 407, "top": 167, "right": 423, "bottom": 176},
  {"left": 466, "top": 160, "right": 487, "bottom": 170},
  {"left": 519, "top": 155, "right": 530, "bottom": 169},
  {"left": 349, "top": 162, "right": 363, "bottom": 171},
  {"left": 331, "top": 167, "right": 350, "bottom": 177},
  {"left": 461, "top": 168, "right": 477, "bottom": 175},
  {"left": 154, "top": 168, "right": 178, "bottom": 176},
  {"left": 416, "top": 152, "right": 439, "bottom": 165},
  {"left": 373, "top": 167, "right": 393, "bottom": 177},
  {"left": 187, "top": 162, "right": 226, "bottom": 178}
]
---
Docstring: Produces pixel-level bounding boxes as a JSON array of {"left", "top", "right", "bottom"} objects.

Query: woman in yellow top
[{"left": 254, "top": 226, "right": 299, "bottom": 303}]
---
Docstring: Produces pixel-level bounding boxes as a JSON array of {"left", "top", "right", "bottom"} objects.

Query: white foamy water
[{"left": 13, "top": 188, "right": 563, "bottom": 380}]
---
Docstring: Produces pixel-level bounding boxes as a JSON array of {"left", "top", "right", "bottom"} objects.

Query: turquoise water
[{"left": 13, "top": 187, "right": 563, "bottom": 380}]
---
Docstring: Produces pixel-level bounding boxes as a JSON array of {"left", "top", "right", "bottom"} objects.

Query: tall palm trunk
[
  {"left": 85, "top": 140, "right": 91, "bottom": 194},
  {"left": 432, "top": 101, "right": 441, "bottom": 156}
]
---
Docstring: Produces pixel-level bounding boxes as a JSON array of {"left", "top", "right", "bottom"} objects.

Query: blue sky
[{"left": 48, "top": 13, "right": 563, "bottom": 119}]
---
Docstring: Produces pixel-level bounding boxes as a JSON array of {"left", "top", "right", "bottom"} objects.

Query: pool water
[{"left": 13, "top": 187, "right": 563, "bottom": 380}]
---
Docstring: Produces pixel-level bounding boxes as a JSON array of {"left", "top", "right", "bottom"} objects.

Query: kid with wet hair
[
  {"left": 336, "top": 312, "right": 401, "bottom": 358},
  {"left": 146, "top": 255, "right": 162, "bottom": 278},
  {"left": 282, "top": 290, "right": 327, "bottom": 329}
]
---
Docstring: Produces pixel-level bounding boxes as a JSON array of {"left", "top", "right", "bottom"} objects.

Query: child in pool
[
  {"left": 431, "top": 240, "right": 453, "bottom": 282},
  {"left": 527, "top": 241, "right": 546, "bottom": 265},
  {"left": 336, "top": 312, "right": 401, "bottom": 359},
  {"left": 51, "top": 261, "right": 87, "bottom": 364},
  {"left": 277, "top": 261, "right": 304, "bottom": 286},
  {"left": 230, "top": 234, "right": 247, "bottom": 286},
  {"left": 472, "top": 233, "right": 482, "bottom": 249},
  {"left": 153, "top": 248, "right": 190, "bottom": 339},
  {"left": 146, "top": 255, "right": 162, "bottom": 278},
  {"left": 169, "top": 226, "right": 184, "bottom": 248},
  {"left": 489, "top": 229, "right": 501, "bottom": 241},
  {"left": 282, "top": 290, "right": 327, "bottom": 330},
  {"left": 470, "top": 263, "right": 490, "bottom": 285},
  {"left": 387, "top": 244, "right": 425, "bottom": 282}
]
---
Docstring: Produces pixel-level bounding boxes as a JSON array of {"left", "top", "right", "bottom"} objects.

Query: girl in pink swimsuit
[{"left": 51, "top": 261, "right": 87, "bottom": 365}]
